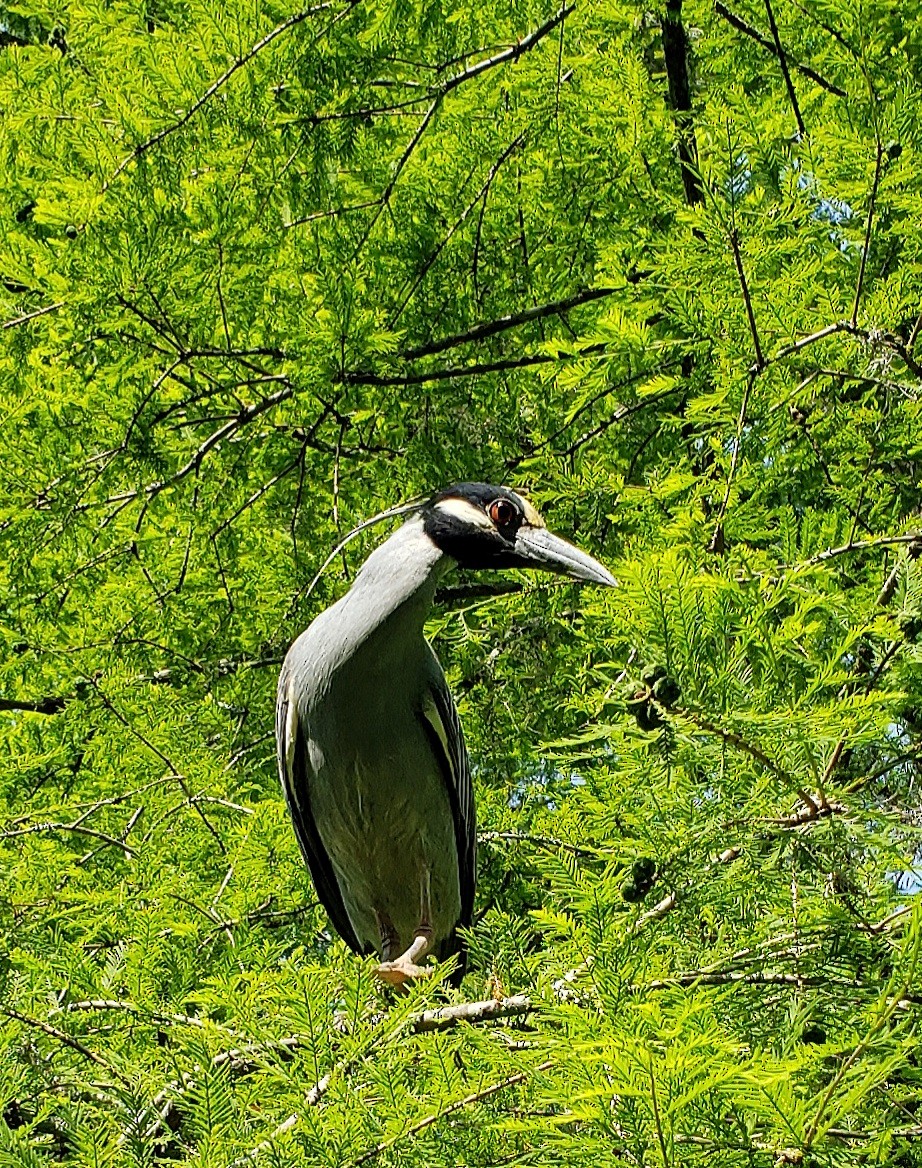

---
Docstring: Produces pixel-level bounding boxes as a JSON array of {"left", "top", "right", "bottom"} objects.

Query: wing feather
[
  {"left": 276, "top": 671, "right": 366, "bottom": 955},
  {"left": 419, "top": 650, "right": 476, "bottom": 932}
]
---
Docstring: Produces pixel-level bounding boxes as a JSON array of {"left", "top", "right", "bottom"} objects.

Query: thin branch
[
  {"left": 731, "top": 238, "right": 763, "bottom": 369},
  {"left": 479, "top": 830, "right": 603, "bottom": 859},
  {"left": 391, "top": 133, "right": 527, "bottom": 325},
  {"left": 0, "top": 821, "right": 135, "bottom": 857},
  {"left": 1, "top": 1007, "right": 128, "bottom": 1080},
  {"left": 340, "top": 347, "right": 605, "bottom": 386},
  {"left": 851, "top": 139, "right": 884, "bottom": 327},
  {"left": 2, "top": 301, "right": 65, "bottom": 329},
  {"left": 439, "top": 4, "right": 573, "bottom": 97},
  {"left": 92, "top": 683, "right": 227, "bottom": 855},
  {"left": 0, "top": 695, "right": 67, "bottom": 715},
  {"left": 800, "top": 532, "right": 921, "bottom": 570},
  {"left": 351, "top": 97, "right": 442, "bottom": 252},
  {"left": 92, "top": 384, "right": 294, "bottom": 509},
  {"left": 763, "top": 0, "right": 805, "bottom": 136},
  {"left": 713, "top": 3, "right": 845, "bottom": 96},
  {"left": 631, "top": 891, "right": 678, "bottom": 933},
  {"left": 713, "top": 371, "right": 753, "bottom": 540},
  {"left": 672, "top": 706, "right": 821, "bottom": 814},
  {"left": 344, "top": 4, "right": 573, "bottom": 253},
  {"left": 401, "top": 286, "right": 618, "bottom": 360},
  {"left": 769, "top": 321, "right": 850, "bottom": 364},
  {"left": 642, "top": 970, "right": 848, "bottom": 992},
  {"left": 284, "top": 198, "right": 378, "bottom": 229},
  {"left": 109, "top": 4, "right": 335, "bottom": 182},
  {"left": 351, "top": 1059, "right": 553, "bottom": 1165},
  {"left": 556, "top": 384, "right": 682, "bottom": 460}
]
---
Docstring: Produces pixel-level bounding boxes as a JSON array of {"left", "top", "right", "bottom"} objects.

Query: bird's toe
[{"left": 374, "top": 958, "right": 433, "bottom": 987}]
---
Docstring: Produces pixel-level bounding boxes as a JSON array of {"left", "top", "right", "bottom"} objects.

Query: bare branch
[
  {"left": 351, "top": 97, "right": 442, "bottom": 251},
  {"left": 390, "top": 132, "right": 527, "bottom": 325},
  {"left": 439, "top": 4, "right": 574, "bottom": 96},
  {"left": 1, "top": 1007, "right": 128, "bottom": 1080},
  {"left": 340, "top": 346, "right": 606, "bottom": 386},
  {"left": 852, "top": 140, "right": 885, "bottom": 327},
  {"left": 401, "top": 286, "right": 619, "bottom": 360},
  {"left": 92, "top": 383, "right": 294, "bottom": 509},
  {"left": 307, "top": 5, "right": 573, "bottom": 247},
  {"left": 0, "top": 695, "right": 67, "bottom": 715},
  {"left": 713, "top": 2, "right": 846, "bottom": 96},
  {"left": 92, "top": 683, "right": 227, "bottom": 855},
  {"left": 411, "top": 994, "right": 534, "bottom": 1033},
  {"left": 556, "top": 383, "right": 682, "bottom": 460},
  {"left": 800, "top": 531, "right": 921, "bottom": 570},
  {"left": 763, "top": 0, "right": 805, "bottom": 136},
  {"left": 642, "top": 969, "right": 849, "bottom": 992},
  {"left": 671, "top": 705, "right": 823, "bottom": 814},
  {"left": 2, "top": 301, "right": 65, "bottom": 329},
  {"left": 0, "top": 820, "right": 135, "bottom": 857},
  {"left": 479, "top": 830, "right": 603, "bottom": 859},
  {"left": 351, "top": 1059, "right": 553, "bottom": 1165}
]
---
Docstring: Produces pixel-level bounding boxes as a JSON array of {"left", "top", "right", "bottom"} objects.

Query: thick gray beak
[{"left": 513, "top": 526, "right": 617, "bottom": 587}]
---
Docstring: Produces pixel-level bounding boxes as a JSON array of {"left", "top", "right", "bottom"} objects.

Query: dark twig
[
  {"left": 0, "top": 821, "right": 135, "bottom": 857},
  {"left": 390, "top": 133, "right": 527, "bottom": 325},
  {"left": 344, "top": 4, "right": 573, "bottom": 254},
  {"left": 713, "top": 370, "right": 754, "bottom": 541},
  {"left": 92, "top": 384, "right": 294, "bottom": 509},
  {"left": 351, "top": 1059, "right": 553, "bottom": 1165},
  {"left": 340, "top": 346, "right": 605, "bottom": 387},
  {"left": 479, "top": 830, "right": 603, "bottom": 859},
  {"left": 672, "top": 706, "right": 822, "bottom": 814},
  {"left": 852, "top": 139, "right": 884, "bottom": 327},
  {"left": 401, "top": 286, "right": 618, "bottom": 360},
  {"left": 0, "top": 695, "right": 67, "bottom": 715},
  {"left": 763, "top": 0, "right": 805, "bottom": 136},
  {"left": 439, "top": 4, "right": 573, "bottom": 97},
  {"left": 730, "top": 240, "right": 763, "bottom": 370},
  {"left": 556, "top": 384, "right": 682, "bottom": 460},
  {"left": 352, "top": 97, "right": 442, "bottom": 253},
  {"left": 92, "top": 683, "right": 227, "bottom": 855},
  {"left": 109, "top": 4, "right": 335, "bottom": 182},
  {"left": 713, "top": 3, "right": 845, "bottom": 96},
  {"left": 1, "top": 1007, "right": 128, "bottom": 1080}
]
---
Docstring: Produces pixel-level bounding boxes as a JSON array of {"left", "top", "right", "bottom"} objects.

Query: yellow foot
[{"left": 374, "top": 959, "right": 433, "bottom": 987}]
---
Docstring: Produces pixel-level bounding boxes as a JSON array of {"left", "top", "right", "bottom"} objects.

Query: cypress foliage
[{"left": 1, "top": 0, "right": 922, "bottom": 1162}]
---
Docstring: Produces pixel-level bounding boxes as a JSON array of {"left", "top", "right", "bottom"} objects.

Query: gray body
[{"left": 277, "top": 518, "right": 474, "bottom": 960}]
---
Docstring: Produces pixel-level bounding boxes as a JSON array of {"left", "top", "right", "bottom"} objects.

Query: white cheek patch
[
  {"left": 435, "top": 497, "right": 494, "bottom": 530},
  {"left": 518, "top": 497, "right": 546, "bottom": 529}
]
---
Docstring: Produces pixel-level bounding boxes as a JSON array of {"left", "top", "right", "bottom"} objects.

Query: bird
[{"left": 276, "top": 482, "right": 616, "bottom": 986}]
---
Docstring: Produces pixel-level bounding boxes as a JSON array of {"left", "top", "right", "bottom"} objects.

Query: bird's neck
[{"left": 339, "top": 516, "right": 450, "bottom": 651}]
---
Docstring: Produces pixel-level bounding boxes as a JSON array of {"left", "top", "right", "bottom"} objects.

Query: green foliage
[{"left": 2, "top": 0, "right": 922, "bottom": 1161}]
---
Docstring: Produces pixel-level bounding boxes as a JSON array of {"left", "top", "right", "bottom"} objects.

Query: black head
[{"left": 420, "top": 482, "right": 616, "bottom": 586}]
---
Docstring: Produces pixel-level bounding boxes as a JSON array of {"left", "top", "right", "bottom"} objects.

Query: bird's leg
[
  {"left": 374, "top": 870, "right": 434, "bottom": 987},
  {"left": 374, "top": 910, "right": 400, "bottom": 963}
]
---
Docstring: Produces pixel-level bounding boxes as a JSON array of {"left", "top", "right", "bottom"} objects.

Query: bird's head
[{"left": 420, "top": 483, "right": 616, "bottom": 587}]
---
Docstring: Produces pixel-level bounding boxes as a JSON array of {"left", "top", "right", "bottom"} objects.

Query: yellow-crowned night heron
[{"left": 276, "top": 483, "right": 615, "bottom": 985}]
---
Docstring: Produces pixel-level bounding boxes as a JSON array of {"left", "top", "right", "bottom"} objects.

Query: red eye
[{"left": 488, "top": 498, "right": 517, "bottom": 528}]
